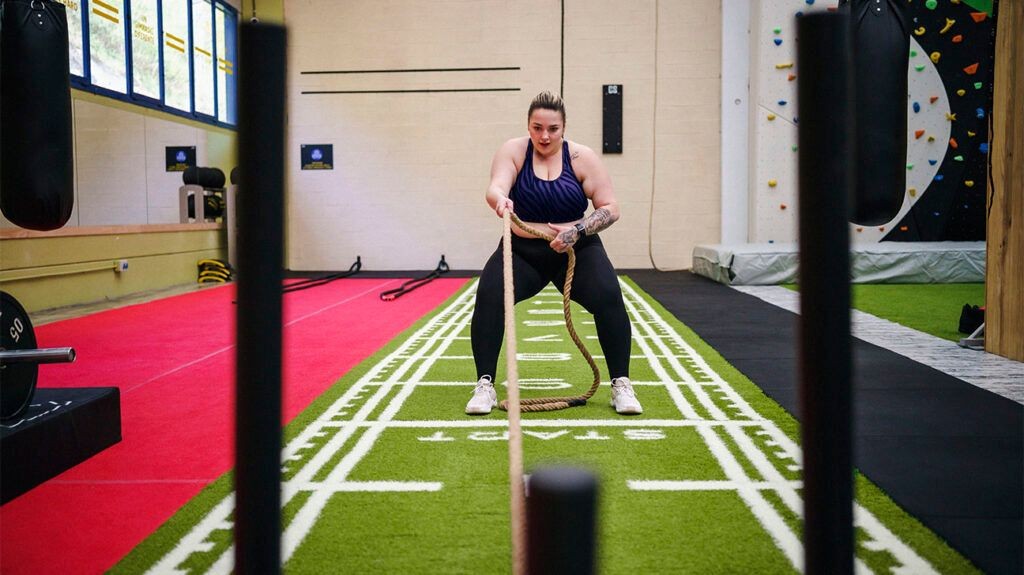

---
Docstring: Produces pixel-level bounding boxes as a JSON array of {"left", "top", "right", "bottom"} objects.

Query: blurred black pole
[
  {"left": 526, "top": 467, "right": 598, "bottom": 575},
  {"left": 234, "top": 22, "right": 286, "bottom": 574},
  {"left": 796, "top": 12, "right": 854, "bottom": 575}
]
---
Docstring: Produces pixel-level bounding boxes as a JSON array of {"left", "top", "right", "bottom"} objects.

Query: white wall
[
  {"left": 0, "top": 97, "right": 228, "bottom": 229},
  {"left": 283, "top": 0, "right": 722, "bottom": 271}
]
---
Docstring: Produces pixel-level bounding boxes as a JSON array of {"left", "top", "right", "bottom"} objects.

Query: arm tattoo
[{"left": 582, "top": 207, "right": 616, "bottom": 236}]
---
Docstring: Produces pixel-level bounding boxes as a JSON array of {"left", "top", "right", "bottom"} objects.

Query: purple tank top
[{"left": 509, "top": 140, "right": 588, "bottom": 223}]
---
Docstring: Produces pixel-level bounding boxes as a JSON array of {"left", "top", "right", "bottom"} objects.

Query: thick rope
[
  {"left": 502, "top": 212, "right": 527, "bottom": 575},
  {"left": 498, "top": 213, "right": 603, "bottom": 413}
]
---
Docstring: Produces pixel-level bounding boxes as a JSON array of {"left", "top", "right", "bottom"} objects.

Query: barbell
[{"left": 1, "top": 291, "right": 76, "bottom": 421}]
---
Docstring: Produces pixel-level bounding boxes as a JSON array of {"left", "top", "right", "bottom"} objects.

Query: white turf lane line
[
  {"left": 150, "top": 279, "right": 938, "bottom": 574},
  {"left": 618, "top": 279, "right": 938, "bottom": 574},
  {"left": 146, "top": 286, "right": 477, "bottom": 575}
]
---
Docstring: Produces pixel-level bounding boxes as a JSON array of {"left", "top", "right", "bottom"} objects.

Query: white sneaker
[
  {"left": 611, "top": 377, "right": 643, "bottom": 414},
  {"left": 465, "top": 376, "right": 498, "bottom": 415}
]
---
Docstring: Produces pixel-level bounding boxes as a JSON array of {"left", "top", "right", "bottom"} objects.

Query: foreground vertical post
[
  {"left": 235, "top": 23, "right": 287, "bottom": 574},
  {"left": 526, "top": 467, "right": 598, "bottom": 575},
  {"left": 796, "top": 12, "right": 854, "bottom": 575}
]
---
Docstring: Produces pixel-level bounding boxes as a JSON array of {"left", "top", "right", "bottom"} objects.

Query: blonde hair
[{"left": 528, "top": 91, "right": 566, "bottom": 124}]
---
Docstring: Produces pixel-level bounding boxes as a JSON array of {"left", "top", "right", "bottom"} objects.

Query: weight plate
[{"left": 1, "top": 291, "right": 38, "bottom": 421}]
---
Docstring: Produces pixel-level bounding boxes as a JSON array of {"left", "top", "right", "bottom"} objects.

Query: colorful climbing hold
[
  {"left": 964, "top": 63, "right": 979, "bottom": 75},
  {"left": 974, "top": 82, "right": 983, "bottom": 89},
  {"left": 914, "top": 27, "right": 926, "bottom": 36},
  {"left": 929, "top": 159, "right": 938, "bottom": 166},
  {"left": 934, "top": 174, "right": 945, "bottom": 181},
  {"left": 774, "top": 38, "right": 783, "bottom": 46},
  {"left": 788, "top": 74, "right": 796, "bottom": 82},
  {"left": 952, "top": 34, "right": 963, "bottom": 43},
  {"left": 773, "top": 27, "right": 782, "bottom": 34},
  {"left": 900, "top": 226, "right": 909, "bottom": 232},
  {"left": 980, "top": 143, "right": 989, "bottom": 154},
  {"left": 965, "top": 180, "right": 975, "bottom": 187},
  {"left": 928, "top": 136, "right": 936, "bottom": 142},
  {"left": 954, "top": 155, "right": 964, "bottom": 162},
  {"left": 910, "top": 49, "right": 918, "bottom": 58},
  {"left": 957, "top": 89, "right": 967, "bottom": 96},
  {"left": 976, "top": 108, "right": 985, "bottom": 119},
  {"left": 970, "top": 12, "right": 987, "bottom": 22},
  {"left": 780, "top": 204, "right": 787, "bottom": 210},
  {"left": 909, "top": 188, "right": 917, "bottom": 197},
  {"left": 915, "top": 129, "right": 926, "bottom": 139},
  {"left": 946, "top": 112, "right": 957, "bottom": 121},
  {"left": 915, "top": 64, "right": 926, "bottom": 72},
  {"left": 930, "top": 51, "right": 941, "bottom": 63},
  {"left": 925, "top": 0, "right": 937, "bottom": 9},
  {"left": 776, "top": 62, "right": 794, "bottom": 69},
  {"left": 913, "top": 102, "right": 921, "bottom": 113},
  {"left": 778, "top": 100, "right": 787, "bottom": 106},
  {"left": 791, "top": 145, "right": 798, "bottom": 152},
  {"left": 768, "top": 179, "right": 778, "bottom": 188},
  {"left": 878, "top": 226, "right": 886, "bottom": 232},
  {"left": 940, "top": 18, "right": 955, "bottom": 34},
  {"left": 968, "top": 130, "right": 976, "bottom": 137},
  {"left": 907, "top": 163, "right": 914, "bottom": 170},
  {"left": 767, "top": 113, "right": 777, "bottom": 121},
  {"left": 930, "top": 96, "right": 940, "bottom": 104},
  {"left": 856, "top": 227, "right": 864, "bottom": 232},
  {"left": 950, "top": 137, "right": 959, "bottom": 149}
]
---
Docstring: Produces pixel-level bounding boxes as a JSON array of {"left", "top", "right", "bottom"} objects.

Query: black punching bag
[
  {"left": 1, "top": 0, "right": 75, "bottom": 230},
  {"left": 839, "top": 0, "right": 909, "bottom": 226}
]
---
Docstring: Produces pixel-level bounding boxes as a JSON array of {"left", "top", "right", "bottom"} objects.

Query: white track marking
[
  {"left": 695, "top": 425, "right": 805, "bottom": 571},
  {"left": 629, "top": 480, "right": 803, "bottom": 491},
  {"left": 126, "top": 281, "right": 397, "bottom": 394},
  {"left": 149, "top": 279, "right": 939, "bottom": 574}
]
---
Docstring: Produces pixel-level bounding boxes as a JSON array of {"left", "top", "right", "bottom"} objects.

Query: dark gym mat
[
  {"left": 627, "top": 270, "right": 1023, "bottom": 575},
  {"left": 1, "top": 387, "right": 122, "bottom": 504}
]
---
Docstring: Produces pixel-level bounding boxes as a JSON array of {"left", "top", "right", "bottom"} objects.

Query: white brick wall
[{"left": 284, "top": 0, "right": 722, "bottom": 271}]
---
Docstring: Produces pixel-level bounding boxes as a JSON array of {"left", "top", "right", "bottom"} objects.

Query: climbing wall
[{"left": 750, "top": 0, "right": 997, "bottom": 244}]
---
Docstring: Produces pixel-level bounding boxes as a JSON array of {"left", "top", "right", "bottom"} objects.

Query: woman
[{"left": 466, "top": 91, "right": 641, "bottom": 416}]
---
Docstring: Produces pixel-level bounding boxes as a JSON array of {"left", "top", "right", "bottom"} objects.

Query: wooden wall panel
[{"left": 986, "top": 0, "right": 1024, "bottom": 361}]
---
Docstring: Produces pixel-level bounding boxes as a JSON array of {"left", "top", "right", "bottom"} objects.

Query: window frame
[{"left": 69, "top": 0, "right": 238, "bottom": 129}]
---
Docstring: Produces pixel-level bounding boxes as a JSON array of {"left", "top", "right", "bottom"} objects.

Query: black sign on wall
[
  {"left": 603, "top": 84, "right": 623, "bottom": 154},
  {"left": 301, "top": 144, "right": 334, "bottom": 170},
  {"left": 165, "top": 146, "right": 196, "bottom": 172}
]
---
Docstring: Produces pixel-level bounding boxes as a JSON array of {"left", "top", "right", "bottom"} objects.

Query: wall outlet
[{"left": 115, "top": 259, "right": 129, "bottom": 273}]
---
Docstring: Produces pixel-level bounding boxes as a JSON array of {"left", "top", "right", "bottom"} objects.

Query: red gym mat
[{"left": 0, "top": 277, "right": 468, "bottom": 574}]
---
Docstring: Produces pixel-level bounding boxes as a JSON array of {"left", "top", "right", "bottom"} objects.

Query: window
[
  {"left": 161, "top": 0, "right": 192, "bottom": 112},
  {"left": 66, "top": 0, "right": 238, "bottom": 126},
  {"left": 58, "top": 0, "right": 86, "bottom": 77},
  {"left": 130, "top": 0, "right": 160, "bottom": 100},
  {"left": 89, "top": 0, "right": 127, "bottom": 93},
  {"left": 192, "top": 0, "right": 214, "bottom": 117},
  {"left": 215, "top": 4, "right": 237, "bottom": 124}
]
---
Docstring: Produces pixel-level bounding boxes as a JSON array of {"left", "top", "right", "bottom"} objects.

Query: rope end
[{"left": 567, "top": 398, "right": 587, "bottom": 407}]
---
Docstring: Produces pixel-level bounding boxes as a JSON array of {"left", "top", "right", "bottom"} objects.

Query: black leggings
[{"left": 471, "top": 233, "right": 631, "bottom": 380}]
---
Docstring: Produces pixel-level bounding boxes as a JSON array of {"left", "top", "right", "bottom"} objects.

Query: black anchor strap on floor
[
  {"left": 282, "top": 256, "right": 362, "bottom": 294},
  {"left": 379, "top": 256, "right": 450, "bottom": 301}
]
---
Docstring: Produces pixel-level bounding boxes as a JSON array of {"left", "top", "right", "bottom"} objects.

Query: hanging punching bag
[
  {"left": 1, "top": 0, "right": 75, "bottom": 231},
  {"left": 839, "top": 0, "right": 910, "bottom": 226}
]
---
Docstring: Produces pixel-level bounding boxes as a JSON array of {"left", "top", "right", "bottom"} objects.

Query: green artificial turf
[
  {"left": 113, "top": 278, "right": 980, "bottom": 574},
  {"left": 783, "top": 283, "right": 985, "bottom": 342}
]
